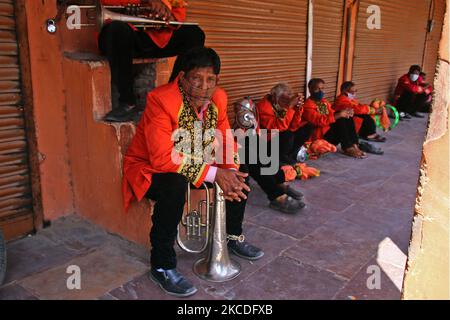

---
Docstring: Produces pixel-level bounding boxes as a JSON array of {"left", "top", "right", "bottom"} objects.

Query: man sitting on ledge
[
  {"left": 99, "top": 0, "right": 205, "bottom": 122},
  {"left": 122, "top": 47, "right": 264, "bottom": 297}
]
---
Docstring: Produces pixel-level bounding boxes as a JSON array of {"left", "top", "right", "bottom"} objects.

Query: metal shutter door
[
  {"left": 352, "top": 0, "right": 429, "bottom": 103},
  {"left": 422, "top": 0, "right": 447, "bottom": 77},
  {"left": 188, "top": 0, "right": 308, "bottom": 119},
  {"left": 0, "top": 0, "right": 34, "bottom": 240},
  {"left": 312, "top": 0, "right": 345, "bottom": 101}
]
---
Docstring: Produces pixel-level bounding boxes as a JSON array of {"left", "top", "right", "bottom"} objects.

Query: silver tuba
[
  {"left": 177, "top": 183, "right": 241, "bottom": 282},
  {"left": 234, "top": 97, "right": 258, "bottom": 130}
]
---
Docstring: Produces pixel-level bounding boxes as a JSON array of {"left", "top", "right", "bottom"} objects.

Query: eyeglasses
[{"left": 185, "top": 74, "right": 218, "bottom": 89}]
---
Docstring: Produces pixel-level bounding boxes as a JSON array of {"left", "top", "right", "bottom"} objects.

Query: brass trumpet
[
  {"left": 177, "top": 183, "right": 241, "bottom": 282},
  {"left": 47, "top": 0, "right": 198, "bottom": 33}
]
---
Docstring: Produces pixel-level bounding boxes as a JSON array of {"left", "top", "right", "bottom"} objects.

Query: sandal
[
  {"left": 361, "top": 134, "right": 386, "bottom": 143},
  {"left": 343, "top": 146, "right": 367, "bottom": 159}
]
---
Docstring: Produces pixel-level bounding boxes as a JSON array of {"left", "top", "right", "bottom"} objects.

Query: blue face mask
[{"left": 311, "top": 90, "right": 325, "bottom": 101}]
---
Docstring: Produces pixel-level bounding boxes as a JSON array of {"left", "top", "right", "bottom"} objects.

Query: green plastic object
[{"left": 375, "top": 104, "right": 399, "bottom": 130}]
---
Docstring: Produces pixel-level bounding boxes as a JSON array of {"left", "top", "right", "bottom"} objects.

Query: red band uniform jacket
[
  {"left": 333, "top": 94, "right": 375, "bottom": 133},
  {"left": 256, "top": 96, "right": 303, "bottom": 140},
  {"left": 300, "top": 98, "right": 335, "bottom": 141},
  {"left": 393, "top": 74, "right": 433, "bottom": 105},
  {"left": 122, "top": 79, "right": 239, "bottom": 211}
]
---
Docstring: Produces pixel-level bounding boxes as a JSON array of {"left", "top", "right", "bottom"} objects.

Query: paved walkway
[{"left": 0, "top": 116, "right": 428, "bottom": 300}]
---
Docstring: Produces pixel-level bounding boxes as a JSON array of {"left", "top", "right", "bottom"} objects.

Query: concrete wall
[{"left": 402, "top": 0, "right": 449, "bottom": 300}]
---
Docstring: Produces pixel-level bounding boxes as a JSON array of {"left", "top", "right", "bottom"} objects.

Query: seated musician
[
  {"left": 99, "top": 0, "right": 205, "bottom": 122},
  {"left": 334, "top": 81, "right": 385, "bottom": 155},
  {"left": 257, "top": 83, "right": 313, "bottom": 166},
  {"left": 234, "top": 98, "right": 306, "bottom": 214},
  {"left": 301, "top": 79, "right": 367, "bottom": 159},
  {"left": 122, "top": 47, "right": 263, "bottom": 297},
  {"left": 393, "top": 65, "right": 432, "bottom": 119}
]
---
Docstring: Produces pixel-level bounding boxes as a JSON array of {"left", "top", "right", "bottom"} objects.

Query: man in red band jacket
[
  {"left": 123, "top": 47, "right": 263, "bottom": 297},
  {"left": 99, "top": 0, "right": 205, "bottom": 122},
  {"left": 334, "top": 81, "right": 386, "bottom": 143},
  {"left": 257, "top": 83, "right": 313, "bottom": 166},
  {"left": 301, "top": 78, "right": 367, "bottom": 159},
  {"left": 394, "top": 65, "right": 433, "bottom": 118}
]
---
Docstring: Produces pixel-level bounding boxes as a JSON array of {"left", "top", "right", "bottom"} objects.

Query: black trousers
[
  {"left": 98, "top": 21, "right": 205, "bottom": 106},
  {"left": 396, "top": 91, "right": 429, "bottom": 115},
  {"left": 356, "top": 115, "right": 376, "bottom": 138},
  {"left": 279, "top": 124, "right": 314, "bottom": 165},
  {"left": 324, "top": 118, "right": 359, "bottom": 150},
  {"left": 145, "top": 171, "right": 248, "bottom": 270},
  {"left": 240, "top": 135, "right": 285, "bottom": 202}
]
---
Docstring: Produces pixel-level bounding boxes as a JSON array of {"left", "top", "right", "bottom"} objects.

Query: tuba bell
[
  {"left": 234, "top": 96, "right": 258, "bottom": 130},
  {"left": 177, "top": 182, "right": 241, "bottom": 282}
]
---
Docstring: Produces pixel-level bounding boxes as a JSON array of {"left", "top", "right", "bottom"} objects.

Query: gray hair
[{"left": 270, "top": 83, "right": 291, "bottom": 99}]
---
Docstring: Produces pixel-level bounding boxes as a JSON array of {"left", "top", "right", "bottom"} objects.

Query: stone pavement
[{"left": 0, "top": 116, "right": 428, "bottom": 300}]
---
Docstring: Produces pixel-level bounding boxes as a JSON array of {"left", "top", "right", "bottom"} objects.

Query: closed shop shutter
[
  {"left": 0, "top": 0, "right": 34, "bottom": 240},
  {"left": 352, "top": 0, "right": 429, "bottom": 103},
  {"left": 422, "top": 0, "right": 447, "bottom": 77},
  {"left": 187, "top": 0, "right": 308, "bottom": 119},
  {"left": 312, "top": 0, "right": 345, "bottom": 101}
]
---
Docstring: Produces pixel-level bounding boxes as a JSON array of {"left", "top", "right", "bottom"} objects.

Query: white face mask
[
  {"left": 347, "top": 93, "right": 356, "bottom": 100},
  {"left": 410, "top": 74, "right": 419, "bottom": 82}
]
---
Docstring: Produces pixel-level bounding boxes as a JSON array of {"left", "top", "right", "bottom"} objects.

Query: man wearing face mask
[
  {"left": 335, "top": 82, "right": 386, "bottom": 143},
  {"left": 301, "top": 79, "right": 366, "bottom": 159},
  {"left": 122, "top": 47, "right": 264, "bottom": 297},
  {"left": 394, "top": 65, "right": 432, "bottom": 118},
  {"left": 257, "top": 83, "right": 313, "bottom": 165}
]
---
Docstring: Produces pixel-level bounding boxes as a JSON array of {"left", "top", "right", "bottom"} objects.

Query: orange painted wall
[
  {"left": 23, "top": 0, "right": 74, "bottom": 221},
  {"left": 62, "top": 54, "right": 152, "bottom": 246}
]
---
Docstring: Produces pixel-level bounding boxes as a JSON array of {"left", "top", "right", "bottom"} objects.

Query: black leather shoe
[
  {"left": 228, "top": 240, "right": 264, "bottom": 261},
  {"left": 104, "top": 105, "right": 135, "bottom": 122},
  {"left": 409, "top": 112, "right": 425, "bottom": 118},
  {"left": 359, "top": 141, "right": 384, "bottom": 155},
  {"left": 149, "top": 268, "right": 197, "bottom": 297},
  {"left": 270, "top": 196, "right": 306, "bottom": 214},
  {"left": 285, "top": 185, "right": 304, "bottom": 200}
]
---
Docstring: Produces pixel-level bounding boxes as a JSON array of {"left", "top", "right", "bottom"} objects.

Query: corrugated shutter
[
  {"left": 422, "top": 0, "right": 447, "bottom": 77},
  {"left": 312, "top": 0, "right": 345, "bottom": 101},
  {"left": 187, "top": 0, "right": 308, "bottom": 119},
  {"left": 352, "top": 0, "right": 429, "bottom": 103},
  {"left": 0, "top": 0, "right": 34, "bottom": 240}
]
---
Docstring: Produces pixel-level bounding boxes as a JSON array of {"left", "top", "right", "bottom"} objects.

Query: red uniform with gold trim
[
  {"left": 300, "top": 98, "right": 335, "bottom": 141},
  {"left": 122, "top": 79, "right": 239, "bottom": 211},
  {"left": 333, "top": 94, "right": 374, "bottom": 133},
  {"left": 256, "top": 96, "right": 303, "bottom": 140},
  {"left": 101, "top": 0, "right": 187, "bottom": 48}
]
